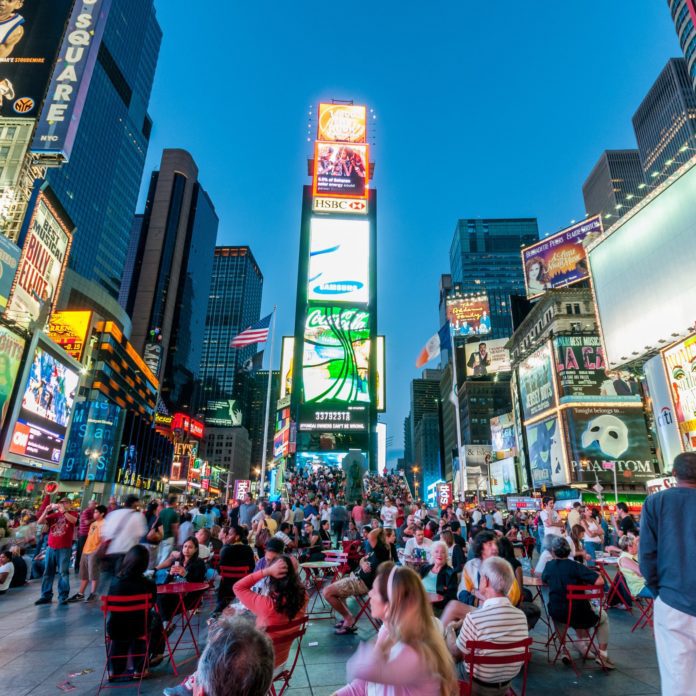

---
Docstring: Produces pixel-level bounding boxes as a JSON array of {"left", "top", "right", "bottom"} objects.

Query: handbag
[{"left": 146, "top": 517, "right": 162, "bottom": 544}]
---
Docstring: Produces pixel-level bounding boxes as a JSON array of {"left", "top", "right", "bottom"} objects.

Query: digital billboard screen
[
  {"left": 308, "top": 218, "right": 369, "bottom": 304},
  {"left": 662, "top": 333, "right": 696, "bottom": 452},
  {"left": 298, "top": 403, "right": 367, "bottom": 432},
  {"left": 522, "top": 216, "right": 602, "bottom": 298},
  {"left": 490, "top": 456, "right": 517, "bottom": 496},
  {"left": 0, "top": 325, "right": 25, "bottom": 424},
  {"left": 0, "top": 234, "right": 20, "bottom": 314},
  {"left": 302, "top": 306, "right": 370, "bottom": 404},
  {"left": 0, "top": 0, "right": 72, "bottom": 119},
  {"left": 564, "top": 405, "right": 656, "bottom": 482},
  {"left": 280, "top": 336, "right": 294, "bottom": 399},
  {"left": 313, "top": 141, "right": 369, "bottom": 199},
  {"left": 518, "top": 342, "right": 556, "bottom": 421},
  {"left": 553, "top": 335, "right": 641, "bottom": 403},
  {"left": 525, "top": 415, "right": 567, "bottom": 488},
  {"left": 317, "top": 103, "right": 367, "bottom": 143},
  {"left": 376, "top": 335, "right": 385, "bottom": 412},
  {"left": 48, "top": 310, "right": 92, "bottom": 362},
  {"left": 490, "top": 412, "right": 517, "bottom": 455},
  {"left": 296, "top": 451, "right": 353, "bottom": 471},
  {"left": 205, "top": 399, "right": 242, "bottom": 427},
  {"left": 464, "top": 338, "right": 511, "bottom": 377},
  {"left": 446, "top": 293, "right": 491, "bottom": 337},
  {"left": 8, "top": 344, "right": 79, "bottom": 468}
]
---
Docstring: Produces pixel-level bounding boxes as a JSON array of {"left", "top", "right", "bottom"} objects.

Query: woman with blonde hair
[{"left": 334, "top": 563, "right": 458, "bottom": 696}]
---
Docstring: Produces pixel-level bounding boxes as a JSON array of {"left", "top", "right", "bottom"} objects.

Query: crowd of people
[{"left": 0, "top": 452, "right": 694, "bottom": 695}]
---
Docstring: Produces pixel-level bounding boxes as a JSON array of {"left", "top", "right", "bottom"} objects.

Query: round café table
[
  {"left": 299, "top": 561, "right": 341, "bottom": 619},
  {"left": 523, "top": 575, "right": 552, "bottom": 652},
  {"left": 157, "top": 581, "right": 209, "bottom": 673}
]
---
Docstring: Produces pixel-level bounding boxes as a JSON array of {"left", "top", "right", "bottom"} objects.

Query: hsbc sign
[{"left": 313, "top": 197, "right": 368, "bottom": 215}]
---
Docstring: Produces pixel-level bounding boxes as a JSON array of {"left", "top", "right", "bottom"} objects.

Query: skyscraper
[
  {"left": 46, "top": 0, "right": 162, "bottom": 301},
  {"left": 128, "top": 149, "right": 219, "bottom": 413},
  {"left": 668, "top": 0, "right": 696, "bottom": 89},
  {"left": 632, "top": 58, "right": 696, "bottom": 180},
  {"left": 247, "top": 370, "right": 280, "bottom": 468},
  {"left": 449, "top": 218, "right": 538, "bottom": 339},
  {"left": 409, "top": 371, "right": 443, "bottom": 493},
  {"left": 197, "top": 246, "right": 263, "bottom": 413},
  {"left": 582, "top": 150, "right": 647, "bottom": 226}
]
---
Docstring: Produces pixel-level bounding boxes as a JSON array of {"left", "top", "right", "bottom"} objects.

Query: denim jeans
[
  {"left": 583, "top": 540, "right": 599, "bottom": 566},
  {"left": 41, "top": 546, "right": 71, "bottom": 601}
]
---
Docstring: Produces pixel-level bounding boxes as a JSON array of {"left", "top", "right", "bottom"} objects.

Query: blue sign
[{"left": 0, "top": 234, "right": 20, "bottom": 314}]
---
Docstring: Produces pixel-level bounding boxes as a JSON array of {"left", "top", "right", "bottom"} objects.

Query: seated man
[
  {"left": 274, "top": 522, "right": 295, "bottom": 549},
  {"left": 195, "top": 528, "right": 213, "bottom": 561},
  {"left": 617, "top": 534, "right": 654, "bottom": 599},
  {"left": 445, "top": 557, "right": 529, "bottom": 696},
  {"left": 403, "top": 527, "right": 433, "bottom": 560}
]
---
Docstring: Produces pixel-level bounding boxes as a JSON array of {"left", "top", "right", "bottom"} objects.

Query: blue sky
[{"left": 143, "top": 1, "right": 679, "bottom": 464}]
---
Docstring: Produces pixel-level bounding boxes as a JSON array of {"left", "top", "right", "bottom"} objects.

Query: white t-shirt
[
  {"left": 404, "top": 536, "right": 432, "bottom": 559},
  {"left": 493, "top": 510, "right": 503, "bottom": 526},
  {"left": 101, "top": 508, "right": 148, "bottom": 554},
  {"left": 535, "top": 549, "right": 553, "bottom": 576},
  {"left": 0, "top": 561, "right": 14, "bottom": 591},
  {"left": 540, "top": 510, "right": 562, "bottom": 535},
  {"left": 471, "top": 509, "right": 483, "bottom": 525},
  {"left": 381, "top": 505, "right": 398, "bottom": 527},
  {"left": 455, "top": 507, "right": 467, "bottom": 524}
]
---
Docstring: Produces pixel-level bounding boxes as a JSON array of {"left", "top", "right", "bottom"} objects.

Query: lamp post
[{"left": 412, "top": 465, "right": 420, "bottom": 501}]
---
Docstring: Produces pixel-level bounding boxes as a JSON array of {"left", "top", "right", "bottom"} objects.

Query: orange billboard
[
  {"left": 318, "top": 103, "right": 366, "bottom": 143},
  {"left": 48, "top": 310, "right": 92, "bottom": 362}
]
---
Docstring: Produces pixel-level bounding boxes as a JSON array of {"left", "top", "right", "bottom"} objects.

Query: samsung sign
[{"left": 31, "top": 0, "right": 113, "bottom": 163}]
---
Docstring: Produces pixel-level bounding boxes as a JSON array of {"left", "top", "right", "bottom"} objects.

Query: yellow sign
[
  {"left": 48, "top": 310, "right": 92, "bottom": 362},
  {"left": 318, "top": 104, "right": 366, "bottom": 143}
]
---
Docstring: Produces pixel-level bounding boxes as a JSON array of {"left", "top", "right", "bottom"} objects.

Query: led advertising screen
[
  {"left": 522, "top": 216, "right": 602, "bottom": 299},
  {"left": 0, "top": 0, "right": 72, "bottom": 119},
  {"left": 553, "top": 335, "right": 641, "bottom": 403},
  {"left": 662, "top": 333, "right": 696, "bottom": 452},
  {"left": 302, "top": 306, "right": 370, "bottom": 404},
  {"left": 48, "top": 310, "right": 92, "bottom": 362},
  {"left": 490, "top": 456, "right": 517, "bottom": 496},
  {"left": 298, "top": 403, "right": 368, "bottom": 432},
  {"left": 313, "top": 141, "right": 369, "bottom": 199},
  {"left": 518, "top": 343, "right": 556, "bottom": 421},
  {"left": 280, "top": 336, "right": 294, "bottom": 399},
  {"left": 8, "top": 344, "right": 79, "bottom": 468},
  {"left": 0, "top": 326, "right": 25, "bottom": 425},
  {"left": 446, "top": 293, "right": 491, "bottom": 337},
  {"left": 308, "top": 218, "right": 369, "bottom": 304},
  {"left": 376, "top": 335, "right": 385, "bottom": 412},
  {"left": 8, "top": 193, "right": 72, "bottom": 324},
  {"left": 205, "top": 399, "right": 243, "bottom": 427},
  {"left": 490, "top": 412, "right": 517, "bottom": 455},
  {"left": 464, "top": 338, "right": 511, "bottom": 377},
  {"left": 525, "top": 415, "right": 567, "bottom": 488},
  {"left": 59, "top": 401, "right": 121, "bottom": 482},
  {"left": 564, "top": 405, "right": 656, "bottom": 482},
  {"left": 296, "top": 451, "right": 353, "bottom": 471},
  {"left": 0, "top": 234, "right": 20, "bottom": 314},
  {"left": 318, "top": 104, "right": 367, "bottom": 143}
]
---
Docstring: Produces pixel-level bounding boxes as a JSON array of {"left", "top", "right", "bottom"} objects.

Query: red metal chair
[
  {"left": 458, "top": 636, "right": 533, "bottom": 696},
  {"left": 631, "top": 595, "right": 654, "bottom": 632},
  {"left": 354, "top": 592, "right": 380, "bottom": 631},
  {"left": 322, "top": 550, "right": 350, "bottom": 579},
  {"left": 99, "top": 594, "right": 154, "bottom": 694},
  {"left": 603, "top": 568, "right": 633, "bottom": 612},
  {"left": 266, "top": 616, "right": 309, "bottom": 696},
  {"left": 549, "top": 585, "right": 608, "bottom": 675}
]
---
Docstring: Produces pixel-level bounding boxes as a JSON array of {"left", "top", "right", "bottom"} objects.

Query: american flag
[{"left": 230, "top": 313, "right": 272, "bottom": 348}]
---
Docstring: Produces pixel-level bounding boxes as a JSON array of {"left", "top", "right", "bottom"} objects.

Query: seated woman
[
  {"left": 298, "top": 521, "right": 323, "bottom": 563},
  {"left": 318, "top": 519, "right": 333, "bottom": 548},
  {"left": 156, "top": 536, "right": 207, "bottom": 622},
  {"left": 215, "top": 525, "right": 255, "bottom": 614},
  {"left": 334, "top": 564, "right": 457, "bottom": 696},
  {"left": 541, "top": 536, "right": 615, "bottom": 668},
  {"left": 566, "top": 525, "right": 590, "bottom": 564},
  {"left": 418, "top": 541, "right": 457, "bottom": 610},
  {"left": 617, "top": 534, "right": 654, "bottom": 599},
  {"left": 440, "top": 530, "right": 465, "bottom": 574},
  {"left": 106, "top": 545, "right": 159, "bottom": 676}
]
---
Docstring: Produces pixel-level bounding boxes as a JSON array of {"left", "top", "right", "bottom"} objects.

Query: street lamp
[{"left": 412, "top": 466, "right": 420, "bottom": 500}]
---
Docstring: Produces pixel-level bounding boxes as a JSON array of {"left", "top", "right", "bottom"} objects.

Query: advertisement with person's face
[
  {"left": 465, "top": 338, "right": 511, "bottom": 377},
  {"left": 313, "top": 142, "right": 369, "bottom": 198},
  {"left": 446, "top": 293, "right": 491, "bottom": 337}
]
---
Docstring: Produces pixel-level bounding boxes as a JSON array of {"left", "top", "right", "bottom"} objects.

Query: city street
[{"left": 1, "top": 575, "right": 661, "bottom": 696}]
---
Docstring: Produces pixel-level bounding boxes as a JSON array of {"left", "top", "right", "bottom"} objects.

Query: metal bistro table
[
  {"left": 157, "top": 581, "right": 209, "bottom": 673},
  {"left": 523, "top": 575, "right": 553, "bottom": 653},
  {"left": 299, "top": 561, "right": 341, "bottom": 619}
]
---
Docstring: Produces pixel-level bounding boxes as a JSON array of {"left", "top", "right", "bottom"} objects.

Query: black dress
[
  {"left": 216, "top": 543, "right": 255, "bottom": 612},
  {"left": 542, "top": 558, "right": 600, "bottom": 629}
]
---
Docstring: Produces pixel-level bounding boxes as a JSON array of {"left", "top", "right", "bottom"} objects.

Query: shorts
[
  {"left": 79, "top": 551, "right": 100, "bottom": 582},
  {"left": 328, "top": 575, "right": 368, "bottom": 599}
]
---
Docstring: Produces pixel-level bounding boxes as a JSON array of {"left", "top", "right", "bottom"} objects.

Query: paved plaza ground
[{"left": 0, "top": 574, "right": 662, "bottom": 696}]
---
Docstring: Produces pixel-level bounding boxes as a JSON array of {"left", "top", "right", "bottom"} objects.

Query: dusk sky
[{"left": 142, "top": 2, "right": 679, "bottom": 464}]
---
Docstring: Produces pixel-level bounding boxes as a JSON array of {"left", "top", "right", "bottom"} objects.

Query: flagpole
[
  {"left": 449, "top": 329, "right": 466, "bottom": 501},
  {"left": 259, "top": 305, "right": 277, "bottom": 496}
]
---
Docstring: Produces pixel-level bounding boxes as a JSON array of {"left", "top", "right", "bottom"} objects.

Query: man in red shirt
[{"left": 35, "top": 496, "right": 77, "bottom": 605}]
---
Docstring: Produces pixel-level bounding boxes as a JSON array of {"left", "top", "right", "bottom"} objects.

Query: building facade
[
  {"left": 582, "top": 150, "right": 647, "bottom": 226},
  {"left": 409, "top": 371, "right": 442, "bottom": 493},
  {"left": 199, "top": 426, "right": 252, "bottom": 485},
  {"left": 668, "top": 0, "right": 696, "bottom": 89},
  {"left": 246, "top": 370, "right": 280, "bottom": 468}
]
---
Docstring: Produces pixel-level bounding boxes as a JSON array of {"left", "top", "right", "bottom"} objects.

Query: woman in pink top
[{"left": 334, "top": 564, "right": 458, "bottom": 696}]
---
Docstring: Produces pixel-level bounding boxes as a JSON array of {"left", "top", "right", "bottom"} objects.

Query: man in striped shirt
[{"left": 445, "top": 557, "right": 529, "bottom": 695}]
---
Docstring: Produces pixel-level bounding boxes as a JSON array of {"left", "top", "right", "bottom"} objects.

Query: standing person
[
  {"left": 156, "top": 495, "right": 180, "bottom": 565},
  {"left": 566, "top": 501, "right": 582, "bottom": 532},
  {"left": 75, "top": 499, "right": 96, "bottom": 572},
  {"left": 612, "top": 502, "right": 637, "bottom": 540},
  {"left": 580, "top": 507, "right": 604, "bottom": 566},
  {"left": 640, "top": 453, "right": 696, "bottom": 696},
  {"left": 540, "top": 497, "right": 563, "bottom": 536},
  {"left": 100, "top": 495, "right": 147, "bottom": 580},
  {"left": 238, "top": 494, "right": 257, "bottom": 529},
  {"left": 331, "top": 499, "right": 348, "bottom": 545},
  {"left": 35, "top": 496, "right": 77, "bottom": 606},
  {"left": 351, "top": 497, "right": 366, "bottom": 529},
  {"left": 68, "top": 504, "right": 107, "bottom": 602},
  {"left": 380, "top": 497, "right": 398, "bottom": 529}
]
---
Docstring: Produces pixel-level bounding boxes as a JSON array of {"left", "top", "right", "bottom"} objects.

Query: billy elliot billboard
[
  {"left": 518, "top": 342, "right": 556, "bottom": 422},
  {"left": 522, "top": 216, "right": 602, "bottom": 299}
]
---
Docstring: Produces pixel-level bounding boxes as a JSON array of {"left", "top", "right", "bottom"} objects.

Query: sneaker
[
  {"left": 67, "top": 593, "right": 85, "bottom": 603},
  {"left": 34, "top": 597, "right": 52, "bottom": 605},
  {"left": 86, "top": 593, "right": 97, "bottom": 602},
  {"left": 163, "top": 674, "right": 195, "bottom": 695},
  {"left": 58, "top": 598, "right": 69, "bottom": 606},
  {"left": 596, "top": 654, "right": 616, "bottom": 670}
]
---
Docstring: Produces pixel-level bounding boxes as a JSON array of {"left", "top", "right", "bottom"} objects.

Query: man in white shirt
[
  {"left": 445, "top": 557, "right": 529, "bottom": 693},
  {"left": 456, "top": 502, "right": 467, "bottom": 526},
  {"left": 471, "top": 507, "right": 483, "bottom": 526},
  {"left": 493, "top": 509, "right": 504, "bottom": 529},
  {"left": 100, "top": 495, "right": 147, "bottom": 575},
  {"left": 0, "top": 550, "right": 14, "bottom": 593},
  {"left": 403, "top": 528, "right": 433, "bottom": 560},
  {"left": 540, "top": 497, "right": 563, "bottom": 536},
  {"left": 380, "top": 497, "right": 398, "bottom": 528}
]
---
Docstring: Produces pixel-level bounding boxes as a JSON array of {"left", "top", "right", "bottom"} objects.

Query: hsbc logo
[{"left": 313, "top": 197, "right": 368, "bottom": 215}]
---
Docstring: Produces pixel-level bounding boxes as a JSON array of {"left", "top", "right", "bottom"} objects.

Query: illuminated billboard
[
  {"left": 0, "top": 235, "right": 20, "bottom": 314},
  {"left": 308, "top": 217, "right": 369, "bottom": 304},
  {"left": 464, "top": 338, "right": 511, "bottom": 377},
  {"left": 7, "top": 343, "right": 79, "bottom": 469},
  {"left": 280, "top": 336, "right": 294, "bottom": 399},
  {"left": 296, "top": 451, "right": 353, "bottom": 470},
  {"left": 553, "top": 335, "right": 640, "bottom": 403},
  {"left": 662, "top": 333, "right": 696, "bottom": 452},
  {"left": 318, "top": 104, "right": 367, "bottom": 143},
  {"left": 7, "top": 192, "right": 72, "bottom": 324},
  {"left": 490, "top": 456, "right": 517, "bottom": 496},
  {"left": 588, "top": 160, "right": 696, "bottom": 368},
  {"left": 0, "top": 326, "right": 25, "bottom": 425},
  {"left": 518, "top": 342, "right": 556, "bottom": 421},
  {"left": 522, "top": 216, "right": 602, "bottom": 298},
  {"left": 564, "top": 405, "right": 656, "bottom": 482},
  {"left": 376, "top": 335, "right": 385, "bottom": 412},
  {"left": 302, "top": 306, "right": 370, "bottom": 404},
  {"left": 205, "top": 399, "right": 243, "bottom": 427},
  {"left": 313, "top": 141, "right": 369, "bottom": 199},
  {"left": 48, "top": 310, "right": 92, "bottom": 362},
  {"left": 0, "top": 0, "right": 72, "bottom": 119},
  {"left": 446, "top": 293, "right": 491, "bottom": 337},
  {"left": 172, "top": 413, "right": 205, "bottom": 439},
  {"left": 298, "top": 403, "right": 368, "bottom": 432},
  {"left": 526, "top": 415, "right": 568, "bottom": 488},
  {"left": 490, "top": 412, "right": 517, "bottom": 456}
]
